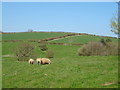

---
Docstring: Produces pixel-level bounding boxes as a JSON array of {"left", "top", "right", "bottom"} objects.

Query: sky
[
  {"left": 0, "top": 2, "right": 2, "bottom": 32},
  {"left": 2, "top": 2, "right": 118, "bottom": 37}
]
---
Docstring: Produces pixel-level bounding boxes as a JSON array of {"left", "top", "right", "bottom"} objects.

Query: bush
[
  {"left": 106, "top": 38, "right": 112, "bottom": 42},
  {"left": 39, "top": 41, "right": 48, "bottom": 51},
  {"left": 39, "top": 44, "right": 48, "bottom": 51},
  {"left": 46, "top": 50, "right": 54, "bottom": 58},
  {"left": 105, "top": 42, "right": 118, "bottom": 55},
  {"left": 78, "top": 41, "right": 118, "bottom": 56},
  {"left": 15, "top": 42, "right": 35, "bottom": 61},
  {"left": 100, "top": 39, "right": 106, "bottom": 45}
]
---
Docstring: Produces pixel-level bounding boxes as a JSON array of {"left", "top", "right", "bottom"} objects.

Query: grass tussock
[
  {"left": 46, "top": 50, "right": 54, "bottom": 58},
  {"left": 39, "top": 41, "right": 48, "bottom": 51}
]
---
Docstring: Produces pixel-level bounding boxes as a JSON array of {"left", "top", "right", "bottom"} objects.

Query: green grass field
[
  {"left": 49, "top": 35, "right": 118, "bottom": 44},
  {"left": 2, "top": 32, "right": 118, "bottom": 88},
  {"left": 2, "top": 32, "right": 71, "bottom": 40},
  {"left": 2, "top": 56, "right": 118, "bottom": 88}
]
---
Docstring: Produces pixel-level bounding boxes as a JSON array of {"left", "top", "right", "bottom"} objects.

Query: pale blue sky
[
  {"left": 2, "top": 2, "right": 118, "bottom": 37},
  {"left": 0, "top": 2, "right": 2, "bottom": 32}
]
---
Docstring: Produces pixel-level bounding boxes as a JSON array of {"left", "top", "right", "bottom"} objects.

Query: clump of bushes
[
  {"left": 46, "top": 50, "right": 54, "bottom": 58},
  {"left": 106, "top": 38, "right": 112, "bottom": 42},
  {"left": 100, "top": 38, "right": 112, "bottom": 45},
  {"left": 15, "top": 42, "right": 36, "bottom": 61},
  {"left": 78, "top": 39, "right": 118, "bottom": 56},
  {"left": 105, "top": 42, "right": 118, "bottom": 55},
  {"left": 39, "top": 41, "right": 48, "bottom": 51}
]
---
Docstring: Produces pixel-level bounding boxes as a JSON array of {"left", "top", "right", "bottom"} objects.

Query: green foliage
[
  {"left": 100, "top": 38, "right": 112, "bottom": 45},
  {"left": 46, "top": 50, "right": 54, "bottom": 58},
  {"left": 78, "top": 41, "right": 118, "bottom": 56},
  {"left": 15, "top": 42, "right": 35, "bottom": 61},
  {"left": 111, "top": 14, "right": 120, "bottom": 35},
  {"left": 100, "top": 39, "right": 106, "bottom": 45},
  {"left": 106, "top": 38, "right": 112, "bottom": 42},
  {"left": 39, "top": 44, "right": 48, "bottom": 51}
]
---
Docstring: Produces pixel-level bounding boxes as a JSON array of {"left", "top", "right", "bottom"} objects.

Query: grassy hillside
[
  {"left": 3, "top": 56, "right": 118, "bottom": 88},
  {"left": 2, "top": 42, "right": 80, "bottom": 57},
  {"left": 2, "top": 32, "right": 118, "bottom": 44},
  {"left": 2, "top": 43, "right": 118, "bottom": 88},
  {"left": 2, "top": 32, "right": 71, "bottom": 40},
  {"left": 2, "top": 45, "right": 118, "bottom": 88},
  {"left": 2, "top": 32, "right": 118, "bottom": 88},
  {"left": 49, "top": 35, "right": 118, "bottom": 44}
]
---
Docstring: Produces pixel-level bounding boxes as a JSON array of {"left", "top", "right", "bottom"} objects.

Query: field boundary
[
  {"left": 38, "top": 33, "right": 117, "bottom": 42},
  {"left": 2, "top": 32, "right": 117, "bottom": 45},
  {"left": 2, "top": 31, "right": 117, "bottom": 38},
  {"left": 1, "top": 40, "right": 84, "bottom": 46},
  {"left": 47, "top": 42, "right": 83, "bottom": 46}
]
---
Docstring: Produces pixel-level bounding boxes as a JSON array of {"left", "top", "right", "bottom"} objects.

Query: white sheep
[
  {"left": 36, "top": 58, "right": 42, "bottom": 65},
  {"left": 28, "top": 58, "right": 34, "bottom": 64},
  {"left": 36, "top": 58, "right": 51, "bottom": 65}
]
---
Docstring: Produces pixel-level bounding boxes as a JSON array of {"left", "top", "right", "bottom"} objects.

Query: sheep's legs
[{"left": 38, "top": 61, "right": 40, "bottom": 65}]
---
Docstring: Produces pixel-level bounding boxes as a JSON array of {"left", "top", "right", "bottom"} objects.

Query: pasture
[
  {"left": 2, "top": 32, "right": 71, "bottom": 40},
  {"left": 49, "top": 35, "right": 118, "bottom": 44},
  {"left": 2, "top": 32, "right": 118, "bottom": 88}
]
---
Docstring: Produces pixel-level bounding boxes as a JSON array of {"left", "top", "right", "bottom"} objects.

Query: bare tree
[
  {"left": 28, "top": 29, "right": 33, "bottom": 32},
  {"left": 111, "top": 1, "right": 120, "bottom": 36}
]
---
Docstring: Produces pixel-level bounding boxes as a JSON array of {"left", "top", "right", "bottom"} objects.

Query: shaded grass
[{"left": 49, "top": 35, "right": 118, "bottom": 44}]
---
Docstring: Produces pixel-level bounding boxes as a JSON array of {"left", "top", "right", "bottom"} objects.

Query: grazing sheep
[
  {"left": 29, "top": 59, "right": 34, "bottom": 64},
  {"left": 36, "top": 58, "right": 51, "bottom": 65},
  {"left": 36, "top": 58, "right": 42, "bottom": 65},
  {"left": 41, "top": 58, "right": 51, "bottom": 64}
]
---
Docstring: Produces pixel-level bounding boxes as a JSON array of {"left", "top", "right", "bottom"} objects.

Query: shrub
[
  {"left": 46, "top": 50, "right": 54, "bottom": 58},
  {"left": 39, "top": 41, "right": 48, "bottom": 51},
  {"left": 100, "top": 39, "right": 106, "bottom": 45},
  {"left": 106, "top": 38, "right": 112, "bottom": 42},
  {"left": 105, "top": 42, "right": 118, "bottom": 55},
  {"left": 78, "top": 41, "right": 118, "bottom": 56},
  {"left": 15, "top": 42, "right": 35, "bottom": 61}
]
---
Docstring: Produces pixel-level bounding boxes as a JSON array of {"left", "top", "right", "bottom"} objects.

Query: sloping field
[
  {"left": 2, "top": 32, "right": 118, "bottom": 88},
  {"left": 49, "top": 35, "right": 118, "bottom": 44},
  {"left": 2, "top": 42, "right": 118, "bottom": 88},
  {"left": 3, "top": 56, "right": 118, "bottom": 88},
  {"left": 2, "top": 32, "right": 72, "bottom": 40}
]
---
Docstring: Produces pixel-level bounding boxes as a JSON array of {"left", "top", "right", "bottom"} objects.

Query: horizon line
[{"left": 1, "top": 31, "right": 118, "bottom": 38}]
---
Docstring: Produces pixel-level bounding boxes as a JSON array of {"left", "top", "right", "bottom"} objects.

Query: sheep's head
[
  {"left": 29, "top": 58, "right": 34, "bottom": 64},
  {"left": 36, "top": 58, "right": 42, "bottom": 64}
]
